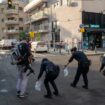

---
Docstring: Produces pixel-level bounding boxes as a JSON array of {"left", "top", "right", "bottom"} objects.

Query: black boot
[
  {"left": 82, "top": 85, "right": 88, "bottom": 89},
  {"left": 53, "top": 91, "right": 59, "bottom": 96},
  {"left": 70, "top": 83, "right": 76, "bottom": 88},
  {"left": 44, "top": 94, "right": 52, "bottom": 99}
]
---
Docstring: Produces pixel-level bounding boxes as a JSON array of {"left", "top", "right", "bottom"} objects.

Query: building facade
[
  {"left": 82, "top": 0, "right": 105, "bottom": 49},
  {"left": 24, "top": 0, "right": 105, "bottom": 49},
  {"left": 0, "top": 0, "right": 28, "bottom": 40}
]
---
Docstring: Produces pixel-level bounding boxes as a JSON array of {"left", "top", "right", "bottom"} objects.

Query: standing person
[
  {"left": 99, "top": 54, "right": 105, "bottom": 73},
  {"left": 37, "top": 58, "right": 60, "bottom": 98},
  {"left": 65, "top": 47, "right": 91, "bottom": 89},
  {"left": 11, "top": 39, "right": 32, "bottom": 98}
]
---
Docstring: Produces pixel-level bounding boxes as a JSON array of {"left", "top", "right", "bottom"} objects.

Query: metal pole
[
  {"left": 101, "top": 11, "right": 103, "bottom": 28},
  {"left": 29, "top": 13, "right": 32, "bottom": 41},
  {"left": 53, "top": 28, "right": 56, "bottom": 51},
  {"left": 50, "top": 5, "right": 56, "bottom": 51}
]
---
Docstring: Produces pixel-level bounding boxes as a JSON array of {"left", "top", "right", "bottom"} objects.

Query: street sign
[
  {"left": 29, "top": 32, "right": 34, "bottom": 38},
  {"left": 79, "top": 28, "right": 85, "bottom": 33}
]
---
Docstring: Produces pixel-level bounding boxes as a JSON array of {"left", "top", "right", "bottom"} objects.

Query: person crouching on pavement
[
  {"left": 37, "top": 58, "right": 60, "bottom": 98},
  {"left": 65, "top": 47, "right": 91, "bottom": 89}
]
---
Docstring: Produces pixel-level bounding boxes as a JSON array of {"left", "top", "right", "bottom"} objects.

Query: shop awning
[{"left": 86, "top": 28, "right": 105, "bottom": 33}]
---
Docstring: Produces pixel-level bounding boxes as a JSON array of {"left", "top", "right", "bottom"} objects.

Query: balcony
[
  {"left": 34, "top": 25, "right": 49, "bottom": 33},
  {"left": 24, "top": 0, "right": 47, "bottom": 12},
  {"left": 5, "top": 9, "right": 18, "bottom": 15},
  {"left": 5, "top": 20, "right": 19, "bottom": 25},
  {"left": 32, "top": 14, "right": 48, "bottom": 23},
  {"left": 35, "top": 29, "right": 49, "bottom": 33},
  {"left": 4, "top": 30, "right": 19, "bottom": 34},
  {"left": 24, "top": 14, "right": 48, "bottom": 24}
]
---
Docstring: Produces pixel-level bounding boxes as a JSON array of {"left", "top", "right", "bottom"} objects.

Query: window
[
  {"left": 19, "top": 27, "right": 23, "bottom": 31},
  {"left": 2, "top": 19, "right": 4, "bottom": 22},
  {"left": 19, "top": 18, "right": 23, "bottom": 22},
  {"left": 1, "top": 8, "right": 4, "bottom": 13},
  {"left": 19, "top": 7, "right": 23, "bottom": 11},
  {"left": 70, "top": 2, "right": 78, "bottom": 7},
  {"left": 82, "top": 11, "right": 102, "bottom": 26},
  {"left": 2, "top": 28, "right": 4, "bottom": 32}
]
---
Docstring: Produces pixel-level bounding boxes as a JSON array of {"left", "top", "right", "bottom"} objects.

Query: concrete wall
[
  {"left": 48, "top": 0, "right": 82, "bottom": 45},
  {"left": 82, "top": 0, "right": 105, "bottom": 13}
]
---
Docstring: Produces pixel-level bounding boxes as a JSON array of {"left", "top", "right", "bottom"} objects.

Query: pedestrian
[
  {"left": 65, "top": 47, "right": 91, "bottom": 89},
  {"left": 99, "top": 54, "right": 105, "bottom": 75},
  {"left": 11, "top": 39, "right": 33, "bottom": 98},
  {"left": 37, "top": 58, "right": 60, "bottom": 98}
]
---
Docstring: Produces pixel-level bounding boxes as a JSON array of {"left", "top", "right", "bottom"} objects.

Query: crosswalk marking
[
  {"left": 0, "top": 89, "right": 8, "bottom": 93},
  {"left": 1, "top": 79, "right": 6, "bottom": 82},
  {"left": 34, "top": 53, "right": 56, "bottom": 58}
]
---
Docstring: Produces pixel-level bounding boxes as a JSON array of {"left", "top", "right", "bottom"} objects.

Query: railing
[
  {"left": 5, "top": 20, "right": 19, "bottom": 24},
  {"left": 4, "top": 30, "right": 19, "bottom": 34},
  {"left": 5, "top": 9, "right": 18, "bottom": 14}
]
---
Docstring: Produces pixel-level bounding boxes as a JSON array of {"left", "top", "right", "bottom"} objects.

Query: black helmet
[
  {"left": 71, "top": 47, "right": 77, "bottom": 52},
  {"left": 42, "top": 58, "right": 48, "bottom": 63}
]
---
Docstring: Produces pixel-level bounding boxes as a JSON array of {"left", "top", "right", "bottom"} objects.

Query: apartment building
[
  {"left": 0, "top": 0, "right": 28, "bottom": 40},
  {"left": 24, "top": 0, "right": 105, "bottom": 49}
]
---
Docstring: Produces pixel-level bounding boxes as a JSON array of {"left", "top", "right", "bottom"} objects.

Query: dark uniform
[
  {"left": 37, "top": 58, "right": 60, "bottom": 98},
  {"left": 69, "top": 50, "right": 90, "bottom": 89},
  {"left": 100, "top": 55, "right": 105, "bottom": 75}
]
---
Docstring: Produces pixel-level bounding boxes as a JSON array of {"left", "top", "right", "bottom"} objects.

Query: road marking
[
  {"left": 1, "top": 79, "right": 6, "bottom": 82},
  {"left": 0, "top": 56, "right": 2, "bottom": 59},
  {"left": 0, "top": 89, "right": 8, "bottom": 93},
  {"left": 34, "top": 54, "right": 56, "bottom": 58}
]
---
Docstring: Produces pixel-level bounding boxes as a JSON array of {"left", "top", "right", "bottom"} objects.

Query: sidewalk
[{"left": 48, "top": 48, "right": 105, "bottom": 56}]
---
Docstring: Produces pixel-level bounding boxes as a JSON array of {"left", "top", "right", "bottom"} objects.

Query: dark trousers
[
  {"left": 44, "top": 74, "right": 58, "bottom": 96},
  {"left": 73, "top": 64, "right": 89, "bottom": 87},
  {"left": 100, "top": 63, "right": 105, "bottom": 71}
]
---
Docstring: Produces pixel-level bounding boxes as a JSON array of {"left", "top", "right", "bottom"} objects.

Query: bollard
[{"left": 95, "top": 46, "right": 97, "bottom": 53}]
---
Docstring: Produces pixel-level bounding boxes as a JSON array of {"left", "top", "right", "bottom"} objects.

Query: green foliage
[
  {"left": 19, "top": 31, "right": 26, "bottom": 40},
  {"left": 36, "top": 32, "right": 41, "bottom": 41}
]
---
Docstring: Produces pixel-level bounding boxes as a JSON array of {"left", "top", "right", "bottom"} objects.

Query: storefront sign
[{"left": 90, "top": 24, "right": 100, "bottom": 28}]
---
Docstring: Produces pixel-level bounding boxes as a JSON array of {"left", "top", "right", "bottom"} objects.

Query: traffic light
[{"left": 8, "top": 0, "right": 12, "bottom": 8}]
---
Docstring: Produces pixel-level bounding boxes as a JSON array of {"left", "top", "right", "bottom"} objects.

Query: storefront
[{"left": 83, "top": 28, "right": 105, "bottom": 49}]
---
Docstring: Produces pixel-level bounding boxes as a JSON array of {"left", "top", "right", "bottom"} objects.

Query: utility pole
[{"left": 50, "top": 4, "right": 56, "bottom": 51}]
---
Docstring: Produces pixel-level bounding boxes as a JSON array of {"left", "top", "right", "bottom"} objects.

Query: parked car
[
  {"left": 0, "top": 39, "right": 17, "bottom": 49},
  {"left": 31, "top": 41, "right": 48, "bottom": 53}
]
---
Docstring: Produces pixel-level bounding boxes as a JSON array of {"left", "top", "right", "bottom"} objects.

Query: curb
[
  {"left": 48, "top": 51, "right": 105, "bottom": 56},
  {"left": 86, "top": 53, "right": 105, "bottom": 56}
]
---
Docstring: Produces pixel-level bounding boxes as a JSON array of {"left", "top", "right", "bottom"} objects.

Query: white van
[
  {"left": 0, "top": 39, "right": 17, "bottom": 49},
  {"left": 31, "top": 41, "right": 48, "bottom": 52}
]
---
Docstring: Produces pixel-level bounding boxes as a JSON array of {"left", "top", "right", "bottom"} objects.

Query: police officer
[
  {"left": 66, "top": 47, "right": 91, "bottom": 89},
  {"left": 37, "top": 58, "right": 60, "bottom": 98}
]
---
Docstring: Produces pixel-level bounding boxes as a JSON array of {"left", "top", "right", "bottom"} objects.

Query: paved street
[{"left": 0, "top": 52, "right": 105, "bottom": 105}]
